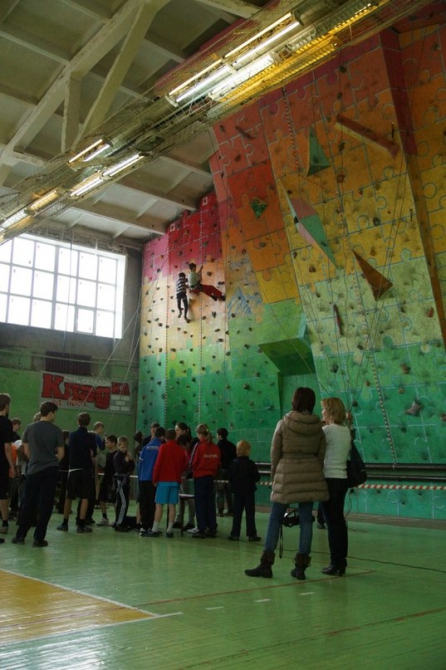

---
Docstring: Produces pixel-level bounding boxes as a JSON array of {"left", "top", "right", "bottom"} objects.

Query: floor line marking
[
  {"left": 1, "top": 568, "right": 159, "bottom": 617},
  {"left": 255, "top": 599, "right": 270, "bottom": 602},
  {"left": 206, "top": 606, "right": 224, "bottom": 610},
  {"left": 136, "top": 569, "right": 374, "bottom": 607}
]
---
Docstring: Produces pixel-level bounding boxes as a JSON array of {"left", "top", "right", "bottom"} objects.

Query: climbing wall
[{"left": 138, "top": 22, "right": 446, "bottom": 518}]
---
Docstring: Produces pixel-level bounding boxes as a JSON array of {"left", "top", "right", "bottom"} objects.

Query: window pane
[
  {"left": 33, "top": 271, "right": 54, "bottom": 300},
  {"left": 77, "top": 308, "right": 94, "bottom": 333},
  {"left": 8, "top": 295, "right": 30, "bottom": 325},
  {"left": 13, "top": 238, "right": 34, "bottom": 267},
  {"left": 98, "top": 256, "right": 116, "bottom": 283},
  {"left": 79, "top": 252, "right": 98, "bottom": 280},
  {"left": 56, "top": 275, "right": 77, "bottom": 304},
  {"left": 96, "top": 310, "right": 114, "bottom": 337},
  {"left": 55, "top": 303, "right": 75, "bottom": 331},
  {"left": 10, "top": 266, "right": 32, "bottom": 296},
  {"left": 97, "top": 283, "right": 115, "bottom": 309},
  {"left": 30, "top": 299, "right": 52, "bottom": 329},
  {"left": 77, "top": 279, "right": 96, "bottom": 307},
  {"left": 0, "top": 241, "right": 11, "bottom": 263},
  {"left": 35, "top": 242, "right": 55, "bottom": 272},
  {"left": 58, "top": 248, "right": 78, "bottom": 275},
  {"left": 0, "top": 293, "right": 7, "bottom": 321},
  {"left": 0, "top": 263, "right": 10, "bottom": 289}
]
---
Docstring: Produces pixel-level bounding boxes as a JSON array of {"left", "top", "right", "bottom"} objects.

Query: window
[{"left": 0, "top": 235, "right": 125, "bottom": 338}]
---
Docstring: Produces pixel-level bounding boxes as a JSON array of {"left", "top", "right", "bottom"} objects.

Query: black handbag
[{"left": 346, "top": 441, "right": 367, "bottom": 488}]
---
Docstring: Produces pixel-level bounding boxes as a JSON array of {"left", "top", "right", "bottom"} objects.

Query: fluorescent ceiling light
[
  {"left": 70, "top": 174, "right": 104, "bottom": 197},
  {"left": 169, "top": 61, "right": 223, "bottom": 98},
  {"left": 28, "top": 189, "right": 60, "bottom": 212},
  {"left": 175, "top": 65, "right": 233, "bottom": 103},
  {"left": 1, "top": 209, "right": 30, "bottom": 229},
  {"left": 103, "top": 154, "right": 143, "bottom": 177},
  {"left": 68, "top": 139, "right": 111, "bottom": 164},
  {"left": 233, "top": 20, "right": 300, "bottom": 66},
  {"left": 209, "top": 53, "right": 274, "bottom": 100},
  {"left": 68, "top": 139, "right": 104, "bottom": 163},
  {"left": 225, "top": 13, "right": 293, "bottom": 60}
]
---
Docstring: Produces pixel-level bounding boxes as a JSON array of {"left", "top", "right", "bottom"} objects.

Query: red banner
[{"left": 41, "top": 372, "right": 132, "bottom": 413}]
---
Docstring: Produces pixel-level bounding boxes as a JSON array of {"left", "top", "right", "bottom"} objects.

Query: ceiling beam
[
  {"left": 0, "top": 0, "right": 19, "bottom": 24},
  {"left": 117, "top": 175, "right": 199, "bottom": 211},
  {"left": 160, "top": 155, "right": 211, "bottom": 178},
  {"left": 58, "top": 0, "right": 111, "bottom": 21},
  {"left": 0, "top": 0, "right": 155, "bottom": 165},
  {"left": 80, "top": 0, "right": 170, "bottom": 137},
  {"left": 0, "top": 25, "right": 71, "bottom": 64},
  {"left": 66, "top": 200, "right": 166, "bottom": 235},
  {"left": 194, "top": 0, "right": 259, "bottom": 19}
]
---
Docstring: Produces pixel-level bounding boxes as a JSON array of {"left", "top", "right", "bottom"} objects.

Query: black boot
[
  {"left": 245, "top": 550, "right": 275, "bottom": 578},
  {"left": 290, "top": 553, "right": 311, "bottom": 580},
  {"left": 321, "top": 561, "right": 346, "bottom": 576}
]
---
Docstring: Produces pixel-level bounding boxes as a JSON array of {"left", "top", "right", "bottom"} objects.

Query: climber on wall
[
  {"left": 188, "top": 263, "right": 225, "bottom": 302},
  {"left": 176, "top": 272, "right": 190, "bottom": 323}
]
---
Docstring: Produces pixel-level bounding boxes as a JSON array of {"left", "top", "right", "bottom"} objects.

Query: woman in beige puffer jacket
[{"left": 245, "top": 387, "right": 328, "bottom": 580}]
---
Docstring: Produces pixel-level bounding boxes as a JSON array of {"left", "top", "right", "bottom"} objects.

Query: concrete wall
[{"left": 0, "top": 249, "right": 141, "bottom": 441}]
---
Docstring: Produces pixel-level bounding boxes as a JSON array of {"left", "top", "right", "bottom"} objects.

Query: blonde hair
[
  {"left": 236, "top": 440, "right": 251, "bottom": 456},
  {"left": 196, "top": 423, "right": 212, "bottom": 442},
  {"left": 321, "top": 397, "right": 346, "bottom": 425}
]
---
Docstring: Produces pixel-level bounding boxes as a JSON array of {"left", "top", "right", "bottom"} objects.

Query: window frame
[{"left": 0, "top": 234, "right": 125, "bottom": 339}]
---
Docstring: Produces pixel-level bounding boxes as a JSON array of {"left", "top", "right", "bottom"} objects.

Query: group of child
[{"left": 135, "top": 421, "right": 261, "bottom": 542}]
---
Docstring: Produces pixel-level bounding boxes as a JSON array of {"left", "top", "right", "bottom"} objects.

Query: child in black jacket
[{"left": 228, "top": 440, "right": 261, "bottom": 542}]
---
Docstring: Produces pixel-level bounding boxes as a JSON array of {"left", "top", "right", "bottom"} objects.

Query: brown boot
[
  {"left": 245, "top": 550, "right": 275, "bottom": 578},
  {"left": 290, "top": 553, "right": 311, "bottom": 580}
]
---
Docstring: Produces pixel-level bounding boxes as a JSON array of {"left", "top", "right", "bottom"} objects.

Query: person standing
[
  {"left": 320, "top": 397, "right": 351, "bottom": 576},
  {"left": 0, "top": 393, "right": 15, "bottom": 542},
  {"left": 245, "top": 387, "right": 328, "bottom": 580},
  {"left": 191, "top": 424, "right": 221, "bottom": 539},
  {"left": 57, "top": 412, "right": 96, "bottom": 534},
  {"left": 12, "top": 402, "right": 64, "bottom": 547},
  {"left": 215, "top": 427, "right": 237, "bottom": 517},
  {"left": 228, "top": 440, "right": 261, "bottom": 542}
]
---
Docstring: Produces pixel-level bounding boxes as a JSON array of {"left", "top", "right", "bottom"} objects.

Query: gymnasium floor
[{"left": 1, "top": 509, "right": 445, "bottom": 670}]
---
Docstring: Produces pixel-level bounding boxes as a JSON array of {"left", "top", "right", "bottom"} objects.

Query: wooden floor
[{"left": 1, "top": 508, "right": 445, "bottom": 669}]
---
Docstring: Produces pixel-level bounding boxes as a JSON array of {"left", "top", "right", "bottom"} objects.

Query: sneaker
[
  {"left": 223, "top": 510, "right": 234, "bottom": 517},
  {"left": 33, "top": 539, "right": 48, "bottom": 547},
  {"left": 172, "top": 521, "right": 182, "bottom": 529},
  {"left": 57, "top": 523, "right": 68, "bottom": 532},
  {"left": 166, "top": 531, "right": 174, "bottom": 538},
  {"left": 0, "top": 526, "right": 8, "bottom": 534},
  {"left": 317, "top": 522, "right": 326, "bottom": 529},
  {"left": 11, "top": 536, "right": 24, "bottom": 545},
  {"left": 178, "top": 309, "right": 183, "bottom": 317},
  {"left": 76, "top": 525, "right": 93, "bottom": 533},
  {"left": 227, "top": 535, "right": 239, "bottom": 541},
  {"left": 191, "top": 532, "right": 207, "bottom": 539},
  {"left": 205, "top": 529, "right": 217, "bottom": 538},
  {"left": 183, "top": 522, "right": 195, "bottom": 531},
  {"left": 97, "top": 518, "right": 110, "bottom": 527},
  {"left": 185, "top": 317, "right": 190, "bottom": 323},
  {"left": 248, "top": 536, "right": 262, "bottom": 542},
  {"left": 85, "top": 518, "right": 96, "bottom": 526},
  {"left": 187, "top": 526, "right": 200, "bottom": 535},
  {"left": 114, "top": 525, "right": 130, "bottom": 532},
  {"left": 145, "top": 530, "right": 161, "bottom": 537},
  {"left": 0, "top": 538, "right": 4, "bottom": 544}
]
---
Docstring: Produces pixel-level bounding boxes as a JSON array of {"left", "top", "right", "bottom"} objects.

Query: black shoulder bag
[{"left": 346, "top": 440, "right": 367, "bottom": 488}]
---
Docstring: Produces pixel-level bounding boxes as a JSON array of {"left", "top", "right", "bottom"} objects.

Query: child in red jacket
[
  {"left": 146, "top": 429, "right": 188, "bottom": 538},
  {"left": 191, "top": 424, "right": 221, "bottom": 538}
]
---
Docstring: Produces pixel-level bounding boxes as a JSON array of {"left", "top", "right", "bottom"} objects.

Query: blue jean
[
  {"left": 264, "top": 501, "right": 314, "bottom": 554},
  {"left": 16, "top": 467, "right": 59, "bottom": 543}
]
